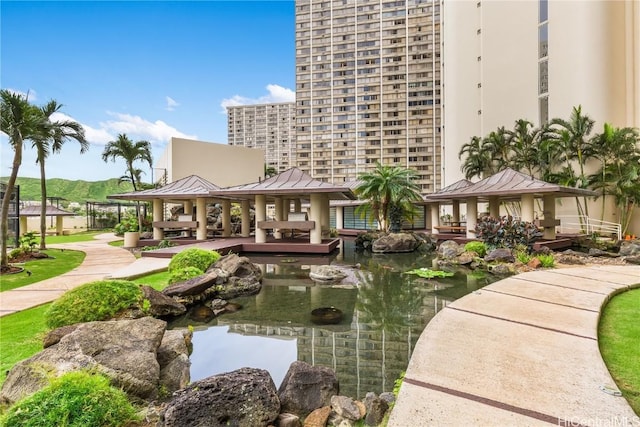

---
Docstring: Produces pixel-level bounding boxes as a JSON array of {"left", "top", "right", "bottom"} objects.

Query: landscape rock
[
  {"left": 437, "top": 240, "right": 462, "bottom": 259},
  {"left": 1, "top": 317, "right": 166, "bottom": 404},
  {"left": 303, "top": 406, "right": 332, "bottom": 427},
  {"left": 157, "top": 329, "right": 192, "bottom": 393},
  {"left": 162, "top": 269, "right": 221, "bottom": 297},
  {"left": 217, "top": 275, "right": 262, "bottom": 299},
  {"left": 278, "top": 361, "right": 340, "bottom": 418},
  {"left": 488, "top": 263, "right": 516, "bottom": 276},
  {"left": 364, "top": 395, "right": 389, "bottom": 426},
  {"left": 42, "top": 324, "right": 79, "bottom": 348},
  {"left": 210, "top": 253, "right": 263, "bottom": 281},
  {"left": 485, "top": 248, "right": 515, "bottom": 263},
  {"left": 625, "top": 255, "right": 640, "bottom": 265},
  {"left": 371, "top": 233, "right": 422, "bottom": 253},
  {"left": 141, "top": 285, "right": 187, "bottom": 317},
  {"left": 527, "top": 257, "right": 542, "bottom": 269},
  {"left": 331, "top": 395, "right": 362, "bottom": 421},
  {"left": 309, "top": 265, "right": 347, "bottom": 283},
  {"left": 379, "top": 391, "right": 396, "bottom": 405},
  {"left": 276, "top": 413, "right": 302, "bottom": 427},
  {"left": 456, "top": 251, "right": 475, "bottom": 265},
  {"left": 588, "top": 248, "right": 618, "bottom": 258},
  {"left": 619, "top": 240, "right": 640, "bottom": 256},
  {"left": 159, "top": 367, "right": 280, "bottom": 427}
]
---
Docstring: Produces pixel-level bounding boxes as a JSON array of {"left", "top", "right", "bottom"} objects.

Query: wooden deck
[{"left": 139, "top": 236, "right": 341, "bottom": 258}]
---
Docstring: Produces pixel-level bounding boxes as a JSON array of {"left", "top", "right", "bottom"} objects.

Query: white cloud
[
  {"left": 101, "top": 112, "right": 197, "bottom": 147},
  {"left": 220, "top": 84, "right": 295, "bottom": 113},
  {"left": 6, "top": 88, "right": 37, "bottom": 101},
  {"left": 166, "top": 96, "right": 179, "bottom": 111}
]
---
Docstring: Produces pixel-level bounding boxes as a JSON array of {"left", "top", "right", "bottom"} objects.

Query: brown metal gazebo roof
[
  {"left": 426, "top": 168, "right": 597, "bottom": 201},
  {"left": 108, "top": 175, "right": 221, "bottom": 202},
  {"left": 19, "top": 205, "right": 75, "bottom": 217},
  {"left": 209, "top": 167, "right": 357, "bottom": 201}
]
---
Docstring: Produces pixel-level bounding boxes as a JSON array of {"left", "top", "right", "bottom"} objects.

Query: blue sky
[{"left": 1, "top": 0, "right": 295, "bottom": 182}]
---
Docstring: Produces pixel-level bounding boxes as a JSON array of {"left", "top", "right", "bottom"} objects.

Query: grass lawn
[
  {"left": 0, "top": 249, "right": 86, "bottom": 292},
  {"left": 44, "top": 230, "right": 106, "bottom": 245},
  {"left": 132, "top": 270, "right": 171, "bottom": 291},
  {"left": 0, "top": 304, "right": 50, "bottom": 386},
  {"left": 599, "top": 288, "right": 640, "bottom": 414}
]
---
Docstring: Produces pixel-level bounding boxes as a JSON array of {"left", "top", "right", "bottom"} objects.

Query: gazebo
[
  {"left": 425, "top": 168, "right": 597, "bottom": 239},
  {"left": 19, "top": 205, "right": 75, "bottom": 236},
  {"left": 209, "top": 168, "right": 357, "bottom": 245}
]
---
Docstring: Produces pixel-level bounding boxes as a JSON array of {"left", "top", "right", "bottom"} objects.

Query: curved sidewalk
[
  {"left": 0, "top": 233, "right": 137, "bottom": 317},
  {"left": 388, "top": 264, "right": 640, "bottom": 427}
]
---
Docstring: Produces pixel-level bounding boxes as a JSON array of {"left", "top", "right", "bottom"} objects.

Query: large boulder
[
  {"left": 309, "top": 265, "right": 347, "bottom": 283},
  {"left": 210, "top": 253, "right": 263, "bottom": 281},
  {"left": 157, "top": 329, "right": 192, "bottom": 393},
  {"left": 1, "top": 317, "right": 166, "bottom": 404},
  {"left": 437, "top": 240, "right": 462, "bottom": 259},
  {"left": 141, "top": 286, "right": 187, "bottom": 317},
  {"left": 485, "top": 248, "right": 515, "bottom": 263},
  {"left": 371, "top": 233, "right": 422, "bottom": 253},
  {"left": 619, "top": 240, "right": 640, "bottom": 257},
  {"left": 216, "top": 275, "right": 262, "bottom": 300},
  {"left": 278, "top": 361, "right": 340, "bottom": 418},
  {"left": 159, "top": 367, "right": 280, "bottom": 427},
  {"left": 162, "top": 269, "right": 221, "bottom": 297}
]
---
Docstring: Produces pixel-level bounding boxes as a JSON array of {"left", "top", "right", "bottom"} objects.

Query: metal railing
[{"left": 556, "top": 215, "right": 622, "bottom": 240}]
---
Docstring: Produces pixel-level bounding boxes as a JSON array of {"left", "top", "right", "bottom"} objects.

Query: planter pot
[{"left": 123, "top": 231, "right": 140, "bottom": 248}]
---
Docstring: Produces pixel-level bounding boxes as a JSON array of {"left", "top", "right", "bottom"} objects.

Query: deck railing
[{"left": 556, "top": 215, "right": 622, "bottom": 240}]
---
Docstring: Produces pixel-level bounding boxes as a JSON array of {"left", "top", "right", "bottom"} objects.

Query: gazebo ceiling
[
  {"left": 426, "top": 168, "right": 597, "bottom": 201},
  {"left": 209, "top": 167, "right": 357, "bottom": 202},
  {"left": 19, "top": 205, "right": 75, "bottom": 217},
  {"left": 107, "top": 175, "right": 222, "bottom": 202}
]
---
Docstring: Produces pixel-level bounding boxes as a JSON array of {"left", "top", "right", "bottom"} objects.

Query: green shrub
[
  {"left": 536, "top": 253, "right": 555, "bottom": 268},
  {"left": 169, "top": 266, "right": 204, "bottom": 284},
  {"left": 45, "top": 280, "right": 142, "bottom": 328},
  {"left": 463, "top": 241, "right": 487, "bottom": 257},
  {"left": 0, "top": 370, "right": 140, "bottom": 427},
  {"left": 168, "top": 248, "right": 220, "bottom": 274},
  {"left": 515, "top": 251, "right": 532, "bottom": 264},
  {"left": 475, "top": 216, "right": 543, "bottom": 250}
]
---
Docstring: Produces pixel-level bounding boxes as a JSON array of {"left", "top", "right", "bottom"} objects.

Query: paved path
[
  {"left": 388, "top": 264, "right": 640, "bottom": 427},
  {"left": 0, "top": 233, "right": 137, "bottom": 316}
]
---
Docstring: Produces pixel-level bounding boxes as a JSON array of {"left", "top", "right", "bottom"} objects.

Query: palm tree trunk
[
  {"left": 1, "top": 144, "right": 23, "bottom": 268},
  {"left": 39, "top": 159, "right": 47, "bottom": 250}
]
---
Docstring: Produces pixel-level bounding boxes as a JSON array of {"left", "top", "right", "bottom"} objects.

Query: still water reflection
[{"left": 169, "top": 239, "right": 497, "bottom": 399}]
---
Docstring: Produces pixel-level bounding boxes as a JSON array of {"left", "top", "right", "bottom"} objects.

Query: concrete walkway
[
  {"left": 0, "top": 233, "right": 141, "bottom": 316},
  {"left": 388, "top": 264, "right": 640, "bottom": 427}
]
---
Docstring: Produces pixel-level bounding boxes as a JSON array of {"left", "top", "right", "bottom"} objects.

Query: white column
[
  {"left": 521, "top": 194, "right": 535, "bottom": 223},
  {"left": 309, "top": 193, "right": 323, "bottom": 244},
  {"left": 274, "top": 197, "right": 283, "bottom": 239},
  {"left": 255, "top": 194, "right": 267, "bottom": 243},
  {"left": 183, "top": 200, "right": 193, "bottom": 216},
  {"left": 282, "top": 198, "right": 290, "bottom": 219},
  {"left": 19, "top": 216, "right": 27, "bottom": 235},
  {"left": 489, "top": 196, "right": 500, "bottom": 218},
  {"left": 452, "top": 200, "right": 460, "bottom": 223},
  {"left": 56, "top": 216, "right": 64, "bottom": 236},
  {"left": 241, "top": 199, "right": 251, "bottom": 237},
  {"left": 465, "top": 197, "right": 478, "bottom": 239},
  {"left": 196, "top": 198, "right": 207, "bottom": 240},
  {"left": 431, "top": 203, "right": 440, "bottom": 234},
  {"left": 321, "top": 194, "right": 330, "bottom": 237},
  {"left": 335, "top": 206, "right": 344, "bottom": 230},
  {"left": 153, "top": 198, "right": 164, "bottom": 240},
  {"left": 221, "top": 199, "right": 231, "bottom": 237},
  {"left": 543, "top": 195, "right": 557, "bottom": 240}
]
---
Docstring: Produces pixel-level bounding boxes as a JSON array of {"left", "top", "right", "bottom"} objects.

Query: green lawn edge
[
  {"left": 599, "top": 287, "right": 640, "bottom": 414},
  {"left": 0, "top": 249, "right": 86, "bottom": 292}
]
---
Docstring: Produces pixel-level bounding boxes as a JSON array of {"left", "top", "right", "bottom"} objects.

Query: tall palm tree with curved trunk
[
  {"left": 32, "top": 100, "right": 88, "bottom": 250},
  {"left": 0, "top": 89, "right": 44, "bottom": 270},
  {"left": 355, "top": 162, "right": 422, "bottom": 232},
  {"left": 102, "top": 134, "right": 153, "bottom": 232}
]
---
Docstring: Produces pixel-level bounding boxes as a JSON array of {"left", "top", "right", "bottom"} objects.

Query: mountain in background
[{"left": 1, "top": 177, "right": 134, "bottom": 205}]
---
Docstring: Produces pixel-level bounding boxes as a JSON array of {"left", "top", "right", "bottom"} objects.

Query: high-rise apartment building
[
  {"left": 227, "top": 103, "right": 297, "bottom": 173},
  {"left": 294, "top": 0, "right": 443, "bottom": 192}
]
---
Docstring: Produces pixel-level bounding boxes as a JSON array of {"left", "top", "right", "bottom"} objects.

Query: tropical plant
[
  {"left": 506, "top": 119, "right": 541, "bottom": 177},
  {"left": 101, "top": 133, "right": 152, "bottom": 233},
  {"left": 167, "top": 248, "right": 221, "bottom": 273},
  {"left": 459, "top": 135, "right": 493, "bottom": 180},
  {"left": 403, "top": 267, "right": 455, "bottom": 279},
  {"left": 0, "top": 89, "right": 45, "bottom": 270},
  {"left": 536, "top": 253, "right": 555, "bottom": 268},
  {"left": 31, "top": 100, "right": 88, "bottom": 250},
  {"left": 354, "top": 162, "right": 422, "bottom": 232},
  {"left": 463, "top": 241, "right": 487, "bottom": 257},
  {"left": 475, "top": 216, "right": 543, "bottom": 250},
  {"left": 264, "top": 164, "right": 277, "bottom": 178}
]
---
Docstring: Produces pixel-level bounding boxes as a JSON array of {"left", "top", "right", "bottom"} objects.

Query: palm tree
[
  {"left": 0, "top": 90, "right": 44, "bottom": 269},
  {"left": 264, "top": 164, "right": 277, "bottom": 178},
  {"left": 354, "top": 162, "right": 422, "bottom": 232},
  {"left": 102, "top": 134, "right": 153, "bottom": 232},
  {"left": 458, "top": 136, "right": 492, "bottom": 180},
  {"left": 506, "top": 119, "right": 541, "bottom": 178},
  {"left": 484, "top": 126, "right": 512, "bottom": 172},
  {"left": 32, "top": 100, "right": 88, "bottom": 250}
]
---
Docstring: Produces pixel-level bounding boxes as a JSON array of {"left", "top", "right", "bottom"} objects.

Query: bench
[
  {"left": 257, "top": 220, "right": 316, "bottom": 238},
  {"left": 153, "top": 220, "right": 198, "bottom": 237},
  {"left": 433, "top": 225, "right": 466, "bottom": 234}
]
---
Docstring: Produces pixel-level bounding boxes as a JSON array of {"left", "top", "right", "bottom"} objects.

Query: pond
[{"left": 168, "top": 239, "right": 498, "bottom": 399}]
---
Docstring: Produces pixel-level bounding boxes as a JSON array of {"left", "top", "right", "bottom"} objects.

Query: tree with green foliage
[
  {"left": 354, "top": 162, "right": 422, "bottom": 232},
  {"left": 506, "top": 119, "right": 541, "bottom": 178},
  {"left": 458, "top": 135, "right": 493, "bottom": 180},
  {"left": 0, "top": 89, "right": 45, "bottom": 270},
  {"left": 264, "top": 164, "right": 277, "bottom": 178},
  {"left": 32, "top": 100, "right": 88, "bottom": 250}
]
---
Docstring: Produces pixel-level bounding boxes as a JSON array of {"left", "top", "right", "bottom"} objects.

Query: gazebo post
[
  {"left": 196, "top": 198, "right": 207, "bottom": 240},
  {"left": 321, "top": 194, "right": 330, "bottom": 237},
  {"left": 221, "top": 199, "right": 231, "bottom": 237},
  {"left": 521, "top": 194, "right": 535, "bottom": 222},
  {"left": 335, "top": 206, "right": 344, "bottom": 230},
  {"left": 183, "top": 200, "right": 193, "bottom": 216},
  {"left": 255, "top": 194, "right": 267, "bottom": 244},
  {"left": 542, "top": 195, "right": 558, "bottom": 239},
  {"left": 293, "top": 199, "right": 301, "bottom": 213},
  {"left": 282, "top": 198, "right": 290, "bottom": 219},
  {"left": 431, "top": 203, "right": 441, "bottom": 234},
  {"left": 465, "top": 197, "right": 478, "bottom": 239},
  {"left": 56, "top": 216, "right": 64, "bottom": 235},
  {"left": 452, "top": 201, "right": 460, "bottom": 224},
  {"left": 241, "top": 200, "right": 251, "bottom": 237},
  {"left": 153, "top": 198, "right": 164, "bottom": 240},
  {"left": 19, "top": 216, "right": 27, "bottom": 236},
  {"left": 489, "top": 196, "right": 500, "bottom": 218},
  {"left": 309, "top": 193, "right": 322, "bottom": 244},
  {"left": 274, "top": 197, "right": 283, "bottom": 239}
]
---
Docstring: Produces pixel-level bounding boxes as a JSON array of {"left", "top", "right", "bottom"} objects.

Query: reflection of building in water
[{"left": 223, "top": 284, "right": 450, "bottom": 399}]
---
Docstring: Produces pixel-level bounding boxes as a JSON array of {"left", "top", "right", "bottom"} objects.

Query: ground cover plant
[
  {"left": 44, "top": 230, "right": 103, "bottom": 245},
  {"left": 0, "top": 249, "right": 85, "bottom": 292},
  {"left": 404, "top": 268, "right": 454, "bottom": 279},
  {"left": 0, "top": 370, "right": 140, "bottom": 426},
  {"left": 132, "top": 270, "right": 171, "bottom": 291},
  {"left": 168, "top": 248, "right": 220, "bottom": 274},
  {"left": 45, "top": 280, "right": 142, "bottom": 328},
  {"left": 599, "top": 288, "right": 640, "bottom": 413}
]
